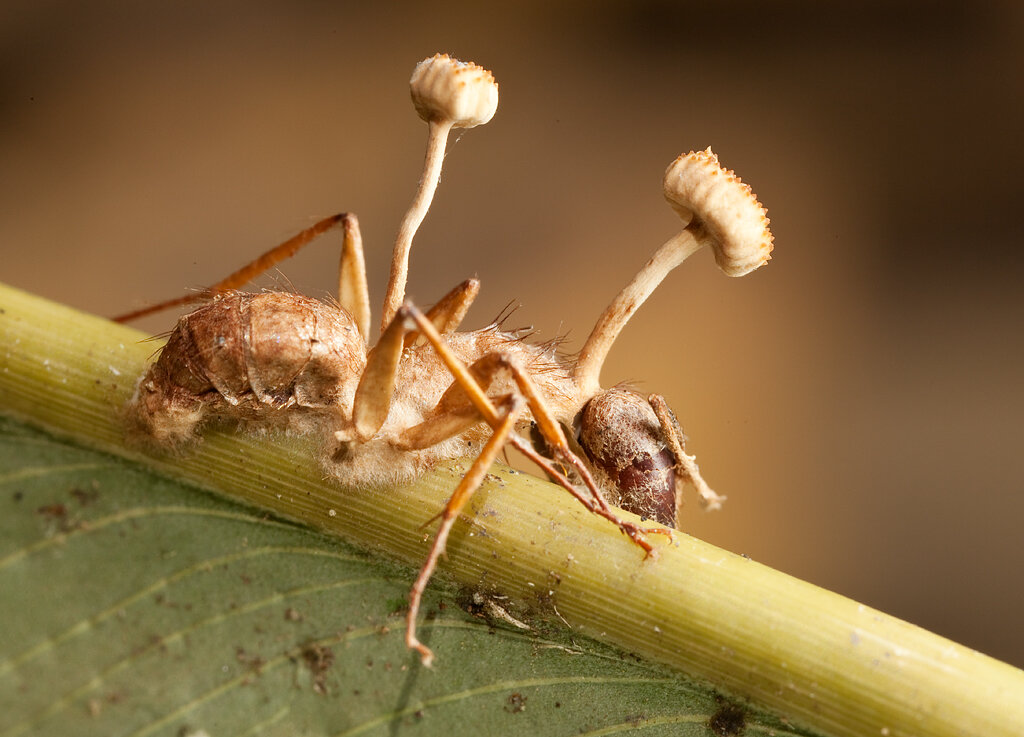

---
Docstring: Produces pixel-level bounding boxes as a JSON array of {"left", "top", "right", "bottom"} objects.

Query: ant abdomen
[
  {"left": 577, "top": 388, "right": 678, "bottom": 528},
  {"left": 126, "top": 292, "right": 365, "bottom": 444}
]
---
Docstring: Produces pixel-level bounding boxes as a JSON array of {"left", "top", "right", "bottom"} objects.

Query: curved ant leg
[
  {"left": 403, "top": 278, "right": 480, "bottom": 349},
  {"left": 506, "top": 434, "right": 667, "bottom": 553},
  {"left": 648, "top": 395, "right": 726, "bottom": 513},
  {"left": 394, "top": 372, "right": 668, "bottom": 553},
  {"left": 339, "top": 280, "right": 481, "bottom": 442},
  {"left": 395, "top": 400, "right": 655, "bottom": 551},
  {"left": 113, "top": 214, "right": 368, "bottom": 338},
  {"left": 406, "top": 394, "right": 521, "bottom": 667},
  {"left": 394, "top": 402, "right": 485, "bottom": 451},
  {"left": 332, "top": 214, "right": 370, "bottom": 341},
  {"left": 404, "top": 306, "right": 672, "bottom": 554},
  {"left": 345, "top": 306, "right": 408, "bottom": 441}
]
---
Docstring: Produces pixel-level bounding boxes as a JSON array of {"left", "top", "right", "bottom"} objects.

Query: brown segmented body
[{"left": 128, "top": 292, "right": 365, "bottom": 444}]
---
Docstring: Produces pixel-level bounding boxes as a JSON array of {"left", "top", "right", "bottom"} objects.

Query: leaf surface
[{"left": 0, "top": 416, "right": 789, "bottom": 737}]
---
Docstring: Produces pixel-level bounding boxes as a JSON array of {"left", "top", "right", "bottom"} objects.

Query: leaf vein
[
  {"left": 0, "top": 545, "right": 366, "bottom": 675},
  {"left": 2, "top": 577, "right": 397, "bottom": 737},
  {"left": 0, "top": 506, "right": 306, "bottom": 570}
]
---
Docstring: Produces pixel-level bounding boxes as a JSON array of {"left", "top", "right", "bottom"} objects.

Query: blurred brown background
[{"left": 3, "top": 2, "right": 1022, "bottom": 666}]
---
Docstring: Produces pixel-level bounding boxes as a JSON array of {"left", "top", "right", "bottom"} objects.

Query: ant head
[{"left": 575, "top": 388, "right": 678, "bottom": 528}]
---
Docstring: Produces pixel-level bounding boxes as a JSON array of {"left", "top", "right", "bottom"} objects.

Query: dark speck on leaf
[
  {"left": 37, "top": 503, "right": 67, "bottom": 519},
  {"left": 70, "top": 486, "right": 99, "bottom": 506},
  {"left": 505, "top": 692, "right": 526, "bottom": 713},
  {"left": 709, "top": 702, "right": 746, "bottom": 736},
  {"left": 300, "top": 642, "right": 334, "bottom": 695}
]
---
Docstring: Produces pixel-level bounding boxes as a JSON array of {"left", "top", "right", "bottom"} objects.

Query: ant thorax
[
  {"left": 328, "top": 322, "right": 580, "bottom": 489},
  {"left": 118, "top": 53, "right": 772, "bottom": 666}
]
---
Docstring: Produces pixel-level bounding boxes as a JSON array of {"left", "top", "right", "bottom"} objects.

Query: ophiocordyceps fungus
[
  {"left": 573, "top": 148, "right": 773, "bottom": 398},
  {"left": 409, "top": 53, "right": 499, "bottom": 130},
  {"left": 380, "top": 54, "right": 499, "bottom": 331},
  {"left": 117, "top": 56, "right": 781, "bottom": 668},
  {"left": 571, "top": 148, "right": 772, "bottom": 513},
  {"left": 662, "top": 147, "right": 774, "bottom": 277}
]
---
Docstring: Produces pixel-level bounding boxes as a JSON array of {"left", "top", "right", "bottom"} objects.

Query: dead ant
[{"left": 116, "top": 54, "right": 773, "bottom": 666}]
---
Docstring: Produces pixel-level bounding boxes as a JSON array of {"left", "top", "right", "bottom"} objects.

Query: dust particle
[
  {"left": 709, "top": 702, "right": 746, "bottom": 736},
  {"left": 505, "top": 692, "right": 527, "bottom": 713},
  {"left": 70, "top": 486, "right": 100, "bottom": 506},
  {"left": 300, "top": 643, "right": 335, "bottom": 695}
]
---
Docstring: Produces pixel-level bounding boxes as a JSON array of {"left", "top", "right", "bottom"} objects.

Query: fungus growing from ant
[{"left": 118, "top": 53, "right": 774, "bottom": 666}]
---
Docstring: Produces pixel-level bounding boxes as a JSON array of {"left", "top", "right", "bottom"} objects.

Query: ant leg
[
  {"left": 340, "top": 280, "right": 482, "bottom": 442},
  {"left": 394, "top": 385, "right": 643, "bottom": 540},
  {"left": 504, "top": 434, "right": 667, "bottom": 548},
  {"left": 113, "top": 214, "right": 368, "bottom": 335},
  {"left": 648, "top": 394, "right": 726, "bottom": 512},
  {"left": 346, "top": 305, "right": 408, "bottom": 441},
  {"left": 399, "top": 402, "right": 647, "bottom": 550},
  {"left": 334, "top": 214, "right": 370, "bottom": 342},
  {"left": 395, "top": 402, "right": 485, "bottom": 451},
  {"left": 404, "top": 306, "right": 671, "bottom": 553},
  {"left": 403, "top": 278, "right": 480, "bottom": 348},
  {"left": 406, "top": 394, "right": 522, "bottom": 667}
]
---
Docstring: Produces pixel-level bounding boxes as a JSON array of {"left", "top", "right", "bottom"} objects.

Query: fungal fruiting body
[
  {"left": 121, "top": 54, "right": 774, "bottom": 666},
  {"left": 662, "top": 148, "right": 773, "bottom": 277},
  {"left": 409, "top": 53, "right": 498, "bottom": 129}
]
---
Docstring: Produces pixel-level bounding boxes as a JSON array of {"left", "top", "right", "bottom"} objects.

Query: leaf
[
  {"left": 4, "top": 281, "right": 1024, "bottom": 737},
  {"left": 0, "top": 415, "right": 788, "bottom": 737}
]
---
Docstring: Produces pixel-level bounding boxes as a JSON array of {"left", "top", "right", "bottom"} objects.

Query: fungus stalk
[
  {"left": 380, "top": 54, "right": 499, "bottom": 331},
  {"left": 382, "top": 117, "right": 453, "bottom": 330},
  {"left": 574, "top": 148, "right": 773, "bottom": 397},
  {"left": 574, "top": 229, "right": 706, "bottom": 397}
]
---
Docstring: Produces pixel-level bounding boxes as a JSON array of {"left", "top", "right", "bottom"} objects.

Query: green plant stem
[{"left": 2, "top": 281, "right": 1022, "bottom": 737}]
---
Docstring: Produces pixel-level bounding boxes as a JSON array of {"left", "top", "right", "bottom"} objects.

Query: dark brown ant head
[{"left": 576, "top": 389, "right": 678, "bottom": 528}]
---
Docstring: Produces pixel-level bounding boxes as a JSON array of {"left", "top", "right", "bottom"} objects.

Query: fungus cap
[
  {"left": 410, "top": 54, "right": 499, "bottom": 129},
  {"left": 663, "top": 148, "right": 773, "bottom": 277}
]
